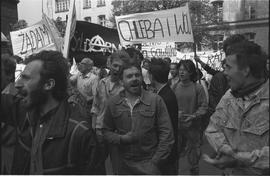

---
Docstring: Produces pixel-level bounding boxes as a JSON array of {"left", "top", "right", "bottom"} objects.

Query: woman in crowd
[{"left": 173, "top": 60, "right": 208, "bottom": 175}]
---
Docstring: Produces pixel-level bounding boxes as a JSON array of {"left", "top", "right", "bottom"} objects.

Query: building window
[
  {"left": 56, "top": 0, "right": 70, "bottom": 13},
  {"left": 248, "top": 6, "right": 256, "bottom": 19},
  {"left": 213, "top": 34, "right": 224, "bottom": 51},
  {"left": 83, "top": 0, "right": 91, "bottom": 9},
  {"left": 84, "top": 16, "right": 92, "bottom": 23},
  {"left": 97, "top": 0, "right": 105, "bottom": 7},
  {"left": 212, "top": 1, "right": 223, "bottom": 23},
  {"left": 244, "top": 32, "right": 256, "bottom": 42},
  {"left": 98, "top": 15, "right": 106, "bottom": 26}
]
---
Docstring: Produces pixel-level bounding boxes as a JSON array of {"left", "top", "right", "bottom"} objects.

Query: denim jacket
[
  {"left": 205, "top": 80, "right": 269, "bottom": 175},
  {"left": 102, "top": 90, "right": 174, "bottom": 167}
]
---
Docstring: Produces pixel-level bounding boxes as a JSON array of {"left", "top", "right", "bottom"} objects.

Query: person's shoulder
[
  {"left": 160, "top": 84, "right": 175, "bottom": 96},
  {"left": 217, "top": 89, "right": 234, "bottom": 107},
  {"left": 146, "top": 90, "right": 164, "bottom": 103},
  {"left": 67, "top": 102, "right": 92, "bottom": 130},
  {"left": 259, "top": 79, "right": 269, "bottom": 98},
  {"left": 107, "top": 92, "right": 123, "bottom": 105},
  {"left": 194, "top": 82, "right": 205, "bottom": 91}
]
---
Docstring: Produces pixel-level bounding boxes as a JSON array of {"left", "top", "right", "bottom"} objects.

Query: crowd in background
[{"left": 1, "top": 34, "right": 269, "bottom": 175}]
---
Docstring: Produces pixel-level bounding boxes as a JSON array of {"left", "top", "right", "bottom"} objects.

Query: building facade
[
  {"left": 1, "top": 0, "right": 19, "bottom": 38},
  {"left": 45, "top": 0, "right": 114, "bottom": 28},
  {"left": 210, "top": 0, "right": 269, "bottom": 54}
]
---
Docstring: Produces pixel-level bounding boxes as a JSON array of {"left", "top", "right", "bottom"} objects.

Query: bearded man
[{"left": 1, "top": 51, "right": 100, "bottom": 174}]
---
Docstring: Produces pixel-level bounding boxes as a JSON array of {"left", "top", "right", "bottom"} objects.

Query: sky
[{"left": 18, "top": 0, "right": 43, "bottom": 26}]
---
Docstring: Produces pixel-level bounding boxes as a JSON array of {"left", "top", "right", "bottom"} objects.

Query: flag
[
  {"left": 42, "top": 13, "right": 63, "bottom": 52},
  {"left": 1, "top": 32, "right": 8, "bottom": 42},
  {"left": 68, "top": 21, "right": 120, "bottom": 67},
  {"left": 70, "top": 57, "right": 79, "bottom": 75},
  {"left": 62, "top": 0, "right": 76, "bottom": 58}
]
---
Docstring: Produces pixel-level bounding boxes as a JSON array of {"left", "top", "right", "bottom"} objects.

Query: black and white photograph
[{"left": 1, "top": 0, "right": 269, "bottom": 175}]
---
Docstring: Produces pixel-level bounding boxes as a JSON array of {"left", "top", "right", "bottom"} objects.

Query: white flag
[
  {"left": 42, "top": 13, "right": 63, "bottom": 52},
  {"left": 62, "top": 0, "right": 76, "bottom": 58}
]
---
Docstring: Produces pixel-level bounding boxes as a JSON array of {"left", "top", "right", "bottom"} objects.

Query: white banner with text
[
  {"left": 115, "top": 4, "right": 194, "bottom": 46},
  {"left": 10, "top": 20, "right": 57, "bottom": 59}
]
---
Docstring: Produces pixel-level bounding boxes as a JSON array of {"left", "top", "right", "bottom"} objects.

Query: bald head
[
  {"left": 78, "top": 58, "right": 94, "bottom": 74},
  {"left": 81, "top": 58, "right": 93, "bottom": 65}
]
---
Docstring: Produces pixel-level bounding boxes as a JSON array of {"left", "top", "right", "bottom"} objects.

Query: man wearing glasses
[{"left": 70, "top": 57, "right": 98, "bottom": 108}]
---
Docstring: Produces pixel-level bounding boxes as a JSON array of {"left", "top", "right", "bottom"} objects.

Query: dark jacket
[
  {"left": 157, "top": 84, "right": 178, "bottom": 159},
  {"left": 102, "top": 90, "right": 174, "bottom": 174},
  {"left": 208, "top": 71, "right": 229, "bottom": 115},
  {"left": 157, "top": 84, "right": 178, "bottom": 174},
  {"left": 1, "top": 95, "right": 101, "bottom": 174}
]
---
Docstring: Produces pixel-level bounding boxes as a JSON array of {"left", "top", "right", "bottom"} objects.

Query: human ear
[{"left": 43, "top": 78, "right": 55, "bottom": 91}]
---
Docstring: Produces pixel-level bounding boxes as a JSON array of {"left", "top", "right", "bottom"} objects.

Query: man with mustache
[
  {"left": 204, "top": 41, "right": 269, "bottom": 175},
  {"left": 1, "top": 51, "right": 99, "bottom": 174},
  {"left": 102, "top": 60, "right": 174, "bottom": 174},
  {"left": 91, "top": 50, "right": 131, "bottom": 174}
]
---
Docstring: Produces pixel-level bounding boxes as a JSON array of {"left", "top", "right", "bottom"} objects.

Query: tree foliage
[{"left": 110, "top": 0, "right": 224, "bottom": 51}]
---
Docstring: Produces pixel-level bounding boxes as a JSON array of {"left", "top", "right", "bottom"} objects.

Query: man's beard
[{"left": 24, "top": 85, "right": 48, "bottom": 111}]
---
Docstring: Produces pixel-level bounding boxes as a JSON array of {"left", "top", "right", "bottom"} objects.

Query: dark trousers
[{"left": 178, "top": 127, "right": 201, "bottom": 175}]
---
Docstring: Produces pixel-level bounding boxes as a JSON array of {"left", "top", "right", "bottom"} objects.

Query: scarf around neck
[{"left": 231, "top": 79, "right": 266, "bottom": 98}]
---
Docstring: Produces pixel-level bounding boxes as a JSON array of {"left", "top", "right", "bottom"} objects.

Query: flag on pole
[
  {"left": 42, "top": 13, "right": 63, "bottom": 52},
  {"left": 62, "top": 0, "right": 76, "bottom": 58},
  {"left": 1, "top": 32, "right": 9, "bottom": 42}
]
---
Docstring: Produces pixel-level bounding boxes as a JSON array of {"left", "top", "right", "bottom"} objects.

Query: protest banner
[
  {"left": 10, "top": 20, "right": 57, "bottom": 59},
  {"left": 115, "top": 4, "right": 194, "bottom": 46},
  {"left": 141, "top": 42, "right": 177, "bottom": 59},
  {"left": 69, "top": 21, "right": 120, "bottom": 67}
]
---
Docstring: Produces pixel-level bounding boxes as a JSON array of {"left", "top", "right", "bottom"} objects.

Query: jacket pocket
[
  {"left": 242, "top": 121, "right": 269, "bottom": 136},
  {"left": 138, "top": 110, "right": 155, "bottom": 129},
  {"left": 112, "top": 110, "right": 123, "bottom": 118},
  {"left": 139, "top": 110, "right": 155, "bottom": 118},
  {"left": 111, "top": 111, "right": 125, "bottom": 130},
  {"left": 224, "top": 120, "right": 238, "bottom": 130}
]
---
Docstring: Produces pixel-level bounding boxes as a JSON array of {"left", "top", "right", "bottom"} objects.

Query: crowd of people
[{"left": 1, "top": 34, "right": 269, "bottom": 175}]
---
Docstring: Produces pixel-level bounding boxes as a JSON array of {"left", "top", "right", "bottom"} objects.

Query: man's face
[
  {"left": 78, "top": 58, "right": 93, "bottom": 74},
  {"left": 122, "top": 66, "right": 142, "bottom": 96},
  {"left": 15, "top": 60, "right": 48, "bottom": 110},
  {"left": 224, "top": 54, "right": 246, "bottom": 91},
  {"left": 179, "top": 65, "right": 191, "bottom": 82},
  {"left": 170, "top": 64, "right": 178, "bottom": 78},
  {"left": 110, "top": 58, "right": 124, "bottom": 78}
]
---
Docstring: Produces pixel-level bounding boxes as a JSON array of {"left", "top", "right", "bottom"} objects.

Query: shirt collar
[{"left": 116, "top": 89, "right": 151, "bottom": 106}]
